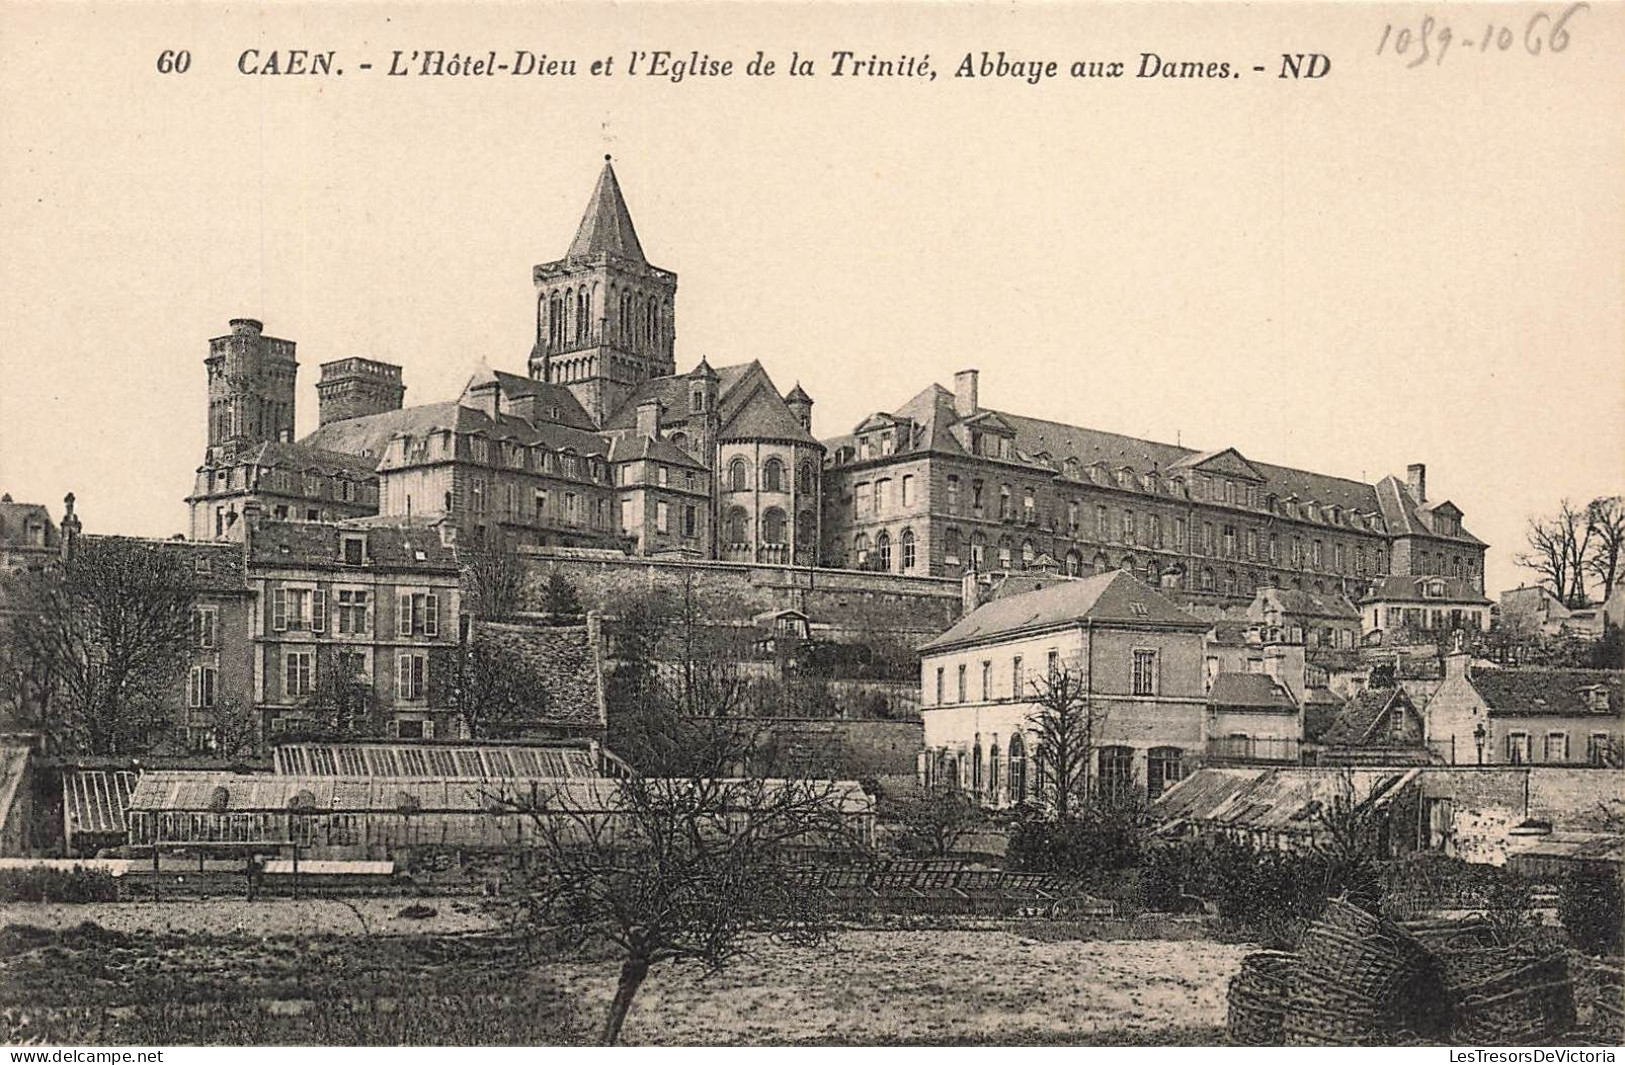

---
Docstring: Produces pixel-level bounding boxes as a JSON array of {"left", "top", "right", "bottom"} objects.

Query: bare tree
[
  {"left": 202, "top": 693, "right": 262, "bottom": 760},
  {"left": 2, "top": 537, "right": 196, "bottom": 754},
  {"left": 463, "top": 537, "right": 526, "bottom": 621},
  {"left": 1516, "top": 499, "right": 1596, "bottom": 607},
  {"left": 1028, "top": 666, "right": 1108, "bottom": 821},
  {"left": 885, "top": 788, "right": 988, "bottom": 858},
  {"left": 301, "top": 648, "right": 380, "bottom": 737},
  {"left": 1585, "top": 495, "right": 1625, "bottom": 600},
  {"left": 503, "top": 766, "right": 863, "bottom": 1044}
]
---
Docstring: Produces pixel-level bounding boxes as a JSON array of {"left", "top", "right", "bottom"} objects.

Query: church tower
[
  {"left": 205, "top": 318, "right": 297, "bottom": 463},
  {"left": 530, "top": 157, "right": 678, "bottom": 426}
]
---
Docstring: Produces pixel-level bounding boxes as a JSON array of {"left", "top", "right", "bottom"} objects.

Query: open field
[{"left": 0, "top": 903, "right": 1245, "bottom": 1045}]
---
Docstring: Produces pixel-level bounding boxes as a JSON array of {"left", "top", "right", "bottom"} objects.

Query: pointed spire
[
  {"left": 567, "top": 156, "right": 647, "bottom": 264},
  {"left": 785, "top": 381, "right": 813, "bottom": 405}
]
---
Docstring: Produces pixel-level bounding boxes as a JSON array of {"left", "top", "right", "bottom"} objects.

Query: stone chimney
[
  {"left": 1443, "top": 647, "right": 1471, "bottom": 682},
  {"left": 1265, "top": 642, "right": 1306, "bottom": 706},
  {"left": 953, "top": 369, "right": 980, "bottom": 418},
  {"left": 1407, "top": 463, "right": 1427, "bottom": 505},
  {"left": 636, "top": 398, "right": 662, "bottom": 440},
  {"left": 465, "top": 379, "right": 500, "bottom": 420},
  {"left": 317, "top": 357, "right": 406, "bottom": 427},
  {"left": 59, "top": 492, "right": 81, "bottom": 562}
]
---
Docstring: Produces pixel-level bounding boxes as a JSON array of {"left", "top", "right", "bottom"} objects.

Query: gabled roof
[
  {"left": 301, "top": 400, "right": 611, "bottom": 466},
  {"left": 605, "top": 433, "right": 708, "bottom": 471},
  {"left": 1361, "top": 575, "right": 1491, "bottom": 607},
  {"left": 1207, "top": 672, "right": 1297, "bottom": 710},
  {"left": 1256, "top": 586, "right": 1361, "bottom": 620},
  {"left": 1376, "top": 476, "right": 1486, "bottom": 546},
  {"left": 566, "top": 158, "right": 646, "bottom": 264},
  {"left": 0, "top": 498, "right": 57, "bottom": 551},
  {"left": 464, "top": 368, "right": 597, "bottom": 431},
  {"left": 1170, "top": 447, "right": 1266, "bottom": 483},
  {"left": 1467, "top": 668, "right": 1623, "bottom": 718},
  {"left": 242, "top": 440, "right": 380, "bottom": 481},
  {"left": 1319, "top": 687, "right": 1418, "bottom": 747},
  {"left": 716, "top": 362, "right": 819, "bottom": 445},
  {"left": 919, "top": 569, "right": 1205, "bottom": 653}
]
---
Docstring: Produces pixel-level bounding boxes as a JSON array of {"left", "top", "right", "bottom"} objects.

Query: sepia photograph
[{"left": 0, "top": 0, "right": 1620, "bottom": 1052}]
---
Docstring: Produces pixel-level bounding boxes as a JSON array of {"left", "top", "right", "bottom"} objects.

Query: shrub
[
  {"left": 0, "top": 866, "right": 120, "bottom": 903},
  {"left": 1560, "top": 867, "right": 1624, "bottom": 955},
  {"left": 1007, "top": 804, "right": 1147, "bottom": 880}
]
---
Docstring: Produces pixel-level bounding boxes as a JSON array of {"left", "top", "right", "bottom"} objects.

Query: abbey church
[
  {"left": 187, "top": 158, "right": 824, "bottom": 566},
  {"left": 186, "top": 157, "right": 1487, "bottom": 605}
]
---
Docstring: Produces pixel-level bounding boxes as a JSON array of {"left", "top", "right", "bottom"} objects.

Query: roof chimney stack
[
  {"left": 1407, "top": 463, "right": 1427, "bottom": 504},
  {"left": 636, "top": 398, "right": 662, "bottom": 440},
  {"left": 953, "top": 369, "right": 980, "bottom": 418}
]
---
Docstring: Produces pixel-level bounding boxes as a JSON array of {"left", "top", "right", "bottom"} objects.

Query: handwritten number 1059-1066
[{"left": 1377, "top": 2, "right": 1587, "bottom": 67}]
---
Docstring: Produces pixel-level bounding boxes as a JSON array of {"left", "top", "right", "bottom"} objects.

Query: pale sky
[{"left": 1, "top": 2, "right": 1620, "bottom": 597}]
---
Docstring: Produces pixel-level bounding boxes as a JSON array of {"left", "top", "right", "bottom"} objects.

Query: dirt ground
[
  {"left": 0, "top": 899, "right": 1246, "bottom": 1045},
  {"left": 557, "top": 930, "right": 1245, "bottom": 1045},
  {"left": 0, "top": 898, "right": 503, "bottom": 937}
]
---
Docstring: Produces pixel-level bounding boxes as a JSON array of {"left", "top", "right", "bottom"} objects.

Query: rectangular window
[
  {"left": 1096, "top": 505, "right": 1109, "bottom": 540},
  {"left": 341, "top": 536, "right": 365, "bottom": 566},
  {"left": 935, "top": 667, "right": 944, "bottom": 706},
  {"left": 981, "top": 661, "right": 992, "bottom": 701},
  {"left": 1202, "top": 523, "right": 1215, "bottom": 555},
  {"left": 1545, "top": 732, "right": 1569, "bottom": 763},
  {"left": 1506, "top": 731, "right": 1530, "bottom": 765},
  {"left": 658, "top": 466, "right": 669, "bottom": 487},
  {"left": 1123, "top": 510, "right": 1136, "bottom": 545},
  {"left": 310, "top": 588, "right": 326, "bottom": 633},
  {"left": 1012, "top": 656, "right": 1024, "bottom": 700},
  {"left": 336, "top": 590, "right": 370, "bottom": 635},
  {"left": 285, "top": 650, "right": 315, "bottom": 699},
  {"left": 946, "top": 476, "right": 960, "bottom": 514},
  {"left": 1174, "top": 518, "right": 1186, "bottom": 551},
  {"left": 902, "top": 475, "right": 914, "bottom": 507},
  {"left": 656, "top": 501, "right": 670, "bottom": 534},
  {"left": 396, "top": 652, "right": 428, "bottom": 700},
  {"left": 535, "top": 490, "right": 548, "bottom": 519},
  {"left": 1132, "top": 649, "right": 1159, "bottom": 696},
  {"left": 398, "top": 592, "right": 439, "bottom": 637},
  {"left": 1589, "top": 733, "right": 1613, "bottom": 766},
  {"left": 272, "top": 588, "right": 288, "bottom": 632},
  {"left": 1222, "top": 525, "right": 1236, "bottom": 558},
  {"left": 188, "top": 666, "right": 217, "bottom": 708},
  {"left": 1246, "top": 529, "right": 1259, "bottom": 560},
  {"left": 683, "top": 505, "right": 697, "bottom": 538},
  {"left": 956, "top": 664, "right": 967, "bottom": 703},
  {"left": 620, "top": 498, "right": 633, "bottom": 533},
  {"left": 193, "top": 606, "right": 217, "bottom": 649},
  {"left": 1047, "top": 649, "right": 1060, "bottom": 678}
]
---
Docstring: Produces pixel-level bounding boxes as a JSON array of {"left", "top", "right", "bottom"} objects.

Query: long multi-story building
[{"left": 821, "top": 369, "right": 1487, "bottom": 602}]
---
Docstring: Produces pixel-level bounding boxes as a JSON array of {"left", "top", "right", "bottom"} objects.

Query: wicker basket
[
  {"left": 1227, "top": 951, "right": 1296, "bottom": 1046},
  {"left": 1282, "top": 968, "right": 1384, "bottom": 1047},
  {"left": 1298, "top": 900, "right": 1429, "bottom": 1004},
  {"left": 1453, "top": 952, "right": 1576, "bottom": 1045}
]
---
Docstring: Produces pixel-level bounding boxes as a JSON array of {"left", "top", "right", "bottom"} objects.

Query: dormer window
[
  {"left": 1425, "top": 580, "right": 1446, "bottom": 599},
  {"left": 341, "top": 535, "right": 366, "bottom": 566}
]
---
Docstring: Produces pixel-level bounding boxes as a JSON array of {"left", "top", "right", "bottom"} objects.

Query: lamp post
[{"left": 1473, "top": 722, "right": 1486, "bottom": 766}]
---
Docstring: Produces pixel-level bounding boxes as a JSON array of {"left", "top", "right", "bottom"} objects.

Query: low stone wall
[{"left": 518, "top": 550, "right": 962, "bottom": 641}]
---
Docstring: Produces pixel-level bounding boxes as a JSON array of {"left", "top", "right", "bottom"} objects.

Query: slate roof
[
  {"left": 919, "top": 569, "right": 1205, "bottom": 652},
  {"left": 826, "top": 381, "right": 1471, "bottom": 535},
  {"left": 1375, "top": 476, "right": 1486, "bottom": 546},
  {"left": 603, "top": 360, "right": 821, "bottom": 447},
  {"left": 468, "top": 368, "right": 598, "bottom": 431},
  {"left": 301, "top": 400, "right": 612, "bottom": 465},
  {"left": 605, "top": 433, "right": 708, "bottom": 470},
  {"left": 1319, "top": 687, "right": 1415, "bottom": 747},
  {"left": 233, "top": 441, "right": 378, "bottom": 481},
  {"left": 0, "top": 498, "right": 58, "bottom": 551},
  {"left": 80, "top": 536, "right": 249, "bottom": 594},
  {"left": 1468, "top": 668, "right": 1623, "bottom": 718},
  {"left": 1362, "top": 575, "right": 1492, "bottom": 606},
  {"left": 248, "top": 520, "right": 458, "bottom": 572},
  {"left": 1207, "top": 672, "right": 1297, "bottom": 711},
  {"left": 566, "top": 159, "right": 647, "bottom": 264},
  {"left": 1261, "top": 587, "right": 1361, "bottom": 620}
]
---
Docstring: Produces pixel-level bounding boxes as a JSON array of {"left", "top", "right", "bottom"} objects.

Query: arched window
[
  {"left": 998, "top": 538, "right": 1012, "bottom": 569},
  {"left": 576, "top": 288, "right": 591, "bottom": 342},
  {"left": 762, "top": 508, "right": 787, "bottom": 544},
  {"left": 971, "top": 532, "right": 987, "bottom": 569},
  {"left": 725, "top": 507, "right": 749, "bottom": 545},
  {"left": 988, "top": 738, "right": 1002, "bottom": 798},
  {"left": 1066, "top": 550, "right": 1082, "bottom": 576},
  {"left": 854, "top": 532, "right": 870, "bottom": 565},
  {"left": 1147, "top": 746, "right": 1184, "bottom": 799},
  {"left": 972, "top": 739, "right": 984, "bottom": 793},
  {"left": 646, "top": 295, "right": 658, "bottom": 344},
  {"left": 876, "top": 530, "right": 892, "bottom": 571},
  {"left": 1201, "top": 567, "right": 1215, "bottom": 591},
  {"left": 1092, "top": 551, "right": 1109, "bottom": 574},
  {"left": 1008, "top": 733, "right": 1027, "bottom": 805},
  {"left": 1223, "top": 569, "right": 1238, "bottom": 594},
  {"left": 1120, "top": 553, "right": 1136, "bottom": 575},
  {"left": 796, "top": 461, "right": 814, "bottom": 493},
  {"left": 796, "top": 510, "right": 816, "bottom": 548},
  {"left": 1146, "top": 558, "right": 1161, "bottom": 584},
  {"left": 1022, "top": 540, "right": 1035, "bottom": 567},
  {"left": 728, "top": 458, "right": 750, "bottom": 492},
  {"left": 763, "top": 458, "right": 785, "bottom": 492},
  {"left": 999, "top": 485, "right": 1012, "bottom": 520},
  {"left": 669, "top": 431, "right": 687, "bottom": 451},
  {"left": 901, "top": 528, "right": 916, "bottom": 571}
]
